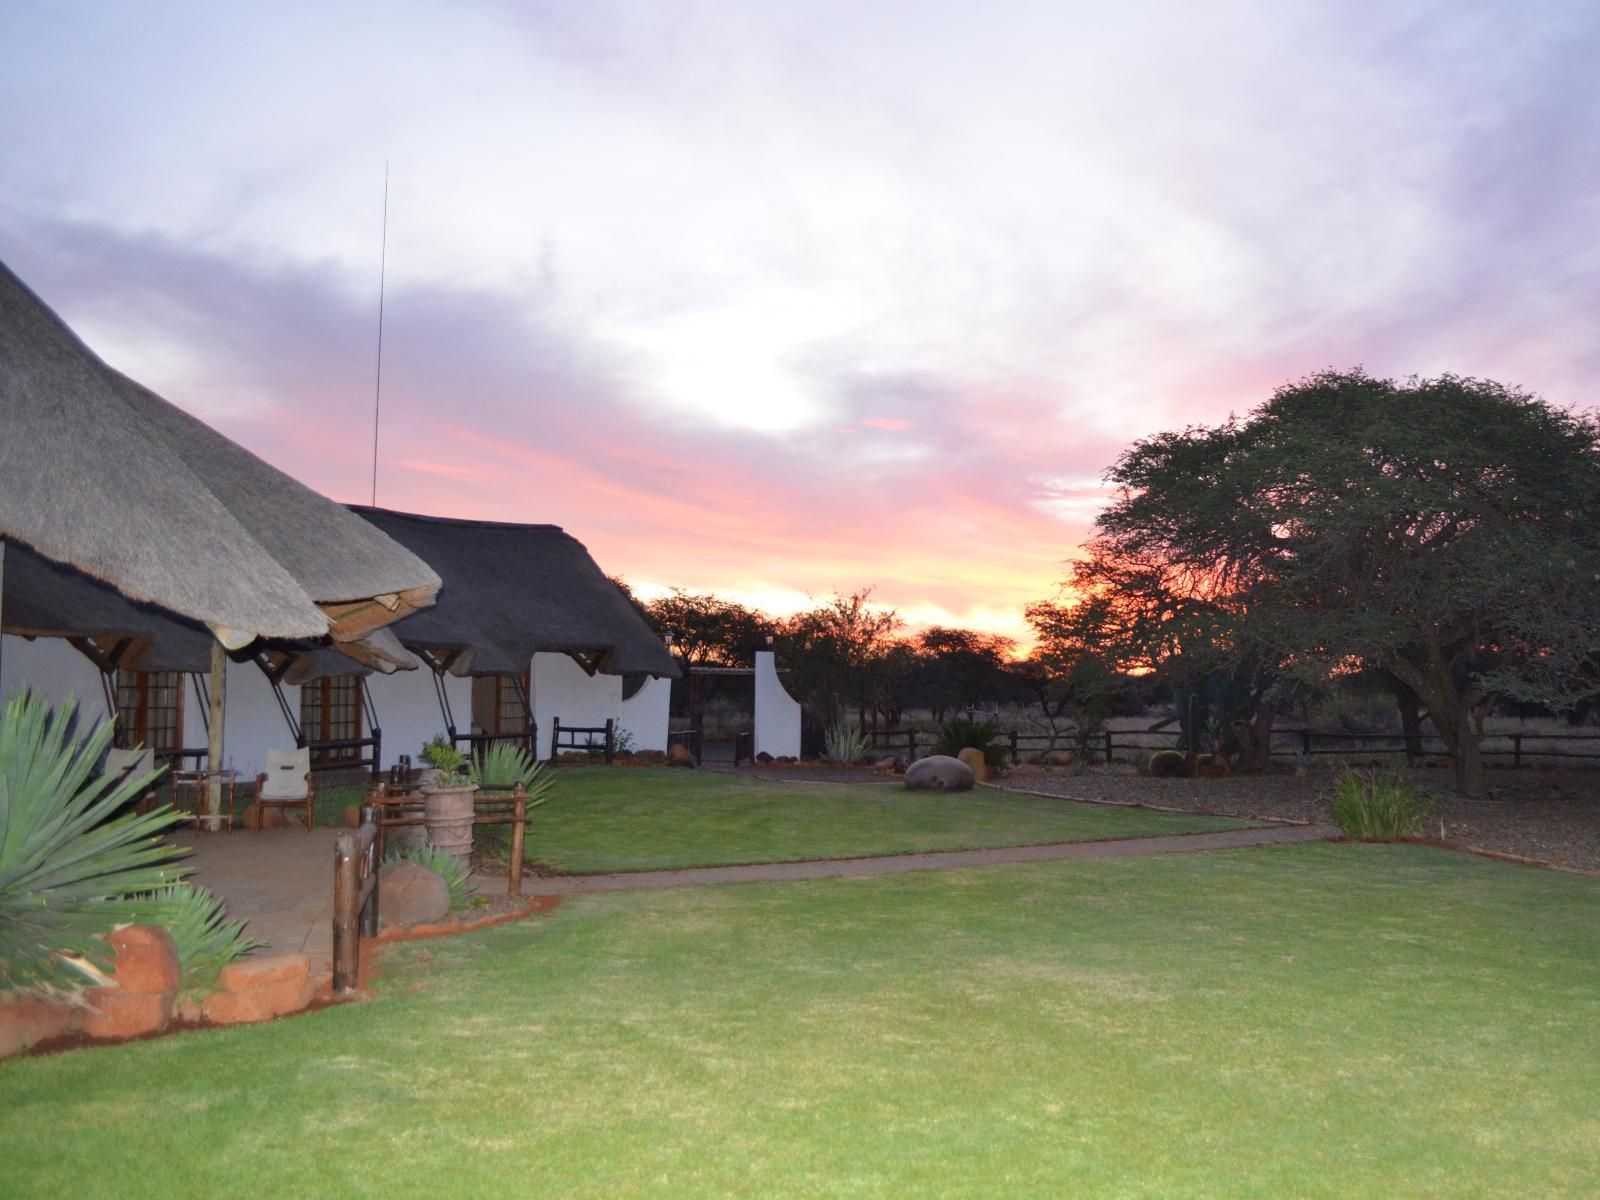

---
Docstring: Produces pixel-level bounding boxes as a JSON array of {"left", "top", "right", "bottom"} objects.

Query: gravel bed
[{"left": 992, "top": 765, "right": 1600, "bottom": 874}]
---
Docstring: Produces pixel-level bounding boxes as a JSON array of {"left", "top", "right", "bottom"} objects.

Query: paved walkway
[
  {"left": 173, "top": 827, "right": 341, "bottom": 971},
  {"left": 533, "top": 824, "right": 1341, "bottom": 893}
]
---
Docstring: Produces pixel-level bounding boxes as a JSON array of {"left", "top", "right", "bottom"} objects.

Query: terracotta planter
[{"left": 422, "top": 782, "right": 478, "bottom": 866}]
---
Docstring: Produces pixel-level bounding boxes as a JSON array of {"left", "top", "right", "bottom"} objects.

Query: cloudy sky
[{"left": 4, "top": 2, "right": 1597, "bottom": 643}]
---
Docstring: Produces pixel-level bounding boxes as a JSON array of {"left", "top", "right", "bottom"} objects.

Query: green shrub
[
  {"left": 822, "top": 724, "right": 868, "bottom": 764},
  {"left": 933, "top": 719, "right": 1008, "bottom": 774},
  {"left": 1328, "top": 767, "right": 1433, "bottom": 841},
  {"left": 420, "top": 733, "right": 467, "bottom": 781},
  {"left": 136, "top": 883, "right": 263, "bottom": 999},
  {"left": 0, "top": 692, "right": 188, "bottom": 995},
  {"left": 384, "top": 843, "right": 476, "bottom": 912}
]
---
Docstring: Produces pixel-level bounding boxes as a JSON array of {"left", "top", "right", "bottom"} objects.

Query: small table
[{"left": 173, "top": 769, "right": 238, "bottom": 831}]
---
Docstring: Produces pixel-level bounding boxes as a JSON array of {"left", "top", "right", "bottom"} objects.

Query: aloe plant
[
  {"left": 0, "top": 692, "right": 188, "bottom": 995},
  {"left": 468, "top": 741, "right": 553, "bottom": 807}
]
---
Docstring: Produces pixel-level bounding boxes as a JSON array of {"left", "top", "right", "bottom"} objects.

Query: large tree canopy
[{"left": 1080, "top": 369, "right": 1600, "bottom": 792}]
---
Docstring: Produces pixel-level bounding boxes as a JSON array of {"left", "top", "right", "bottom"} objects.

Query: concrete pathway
[
  {"left": 172, "top": 827, "right": 340, "bottom": 971},
  {"left": 533, "top": 824, "right": 1341, "bottom": 894}
]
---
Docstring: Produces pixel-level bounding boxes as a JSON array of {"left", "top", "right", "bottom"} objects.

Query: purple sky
[{"left": 4, "top": 1, "right": 1598, "bottom": 643}]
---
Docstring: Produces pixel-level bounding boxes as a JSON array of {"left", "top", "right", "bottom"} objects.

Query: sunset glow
[{"left": 4, "top": 3, "right": 1596, "bottom": 645}]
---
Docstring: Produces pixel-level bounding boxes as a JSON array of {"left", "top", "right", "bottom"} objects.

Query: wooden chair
[
  {"left": 253, "top": 747, "right": 315, "bottom": 832},
  {"left": 105, "top": 747, "right": 159, "bottom": 814}
]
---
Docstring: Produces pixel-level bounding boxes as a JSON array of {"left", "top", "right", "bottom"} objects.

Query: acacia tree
[
  {"left": 1022, "top": 597, "right": 1123, "bottom": 758},
  {"left": 645, "top": 589, "right": 770, "bottom": 675},
  {"left": 1088, "top": 369, "right": 1600, "bottom": 793},
  {"left": 778, "top": 589, "right": 903, "bottom": 731}
]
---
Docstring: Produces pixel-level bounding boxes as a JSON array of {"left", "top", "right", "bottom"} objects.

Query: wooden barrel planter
[{"left": 422, "top": 782, "right": 479, "bottom": 866}]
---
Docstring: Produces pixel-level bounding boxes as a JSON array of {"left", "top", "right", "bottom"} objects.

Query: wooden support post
[
  {"left": 333, "top": 832, "right": 358, "bottom": 995},
  {"left": 1301, "top": 730, "right": 1313, "bottom": 757},
  {"left": 204, "top": 640, "right": 227, "bottom": 832},
  {"left": 1104, "top": 730, "right": 1113, "bottom": 764},
  {"left": 604, "top": 718, "right": 615, "bottom": 765},
  {"left": 359, "top": 805, "right": 380, "bottom": 938},
  {"left": 549, "top": 717, "right": 561, "bottom": 765},
  {"left": 509, "top": 785, "right": 526, "bottom": 897},
  {"left": 1512, "top": 733, "right": 1523, "bottom": 770},
  {"left": 907, "top": 730, "right": 917, "bottom": 761},
  {"left": 1009, "top": 729, "right": 1019, "bottom": 765}
]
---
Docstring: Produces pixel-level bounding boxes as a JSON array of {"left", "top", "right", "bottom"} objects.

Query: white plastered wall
[
  {"left": 530, "top": 652, "right": 622, "bottom": 757},
  {"left": 364, "top": 667, "right": 471, "bottom": 768},
  {"left": 618, "top": 675, "right": 671, "bottom": 752},
  {"left": 0, "top": 634, "right": 113, "bottom": 727},
  {"left": 753, "top": 650, "right": 801, "bottom": 759}
]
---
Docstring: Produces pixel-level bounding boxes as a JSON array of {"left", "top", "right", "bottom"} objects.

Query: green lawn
[
  {"left": 4, "top": 842, "right": 1597, "bottom": 1197},
  {"left": 520, "top": 767, "right": 1254, "bottom": 873}
]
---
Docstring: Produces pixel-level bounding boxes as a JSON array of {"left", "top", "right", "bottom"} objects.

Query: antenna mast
[{"left": 370, "top": 161, "right": 389, "bottom": 507}]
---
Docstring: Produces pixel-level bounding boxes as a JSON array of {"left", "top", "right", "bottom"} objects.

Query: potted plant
[{"left": 418, "top": 734, "right": 477, "bottom": 867}]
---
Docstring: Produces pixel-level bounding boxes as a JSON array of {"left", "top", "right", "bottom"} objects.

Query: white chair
[
  {"left": 253, "top": 747, "right": 315, "bottom": 832},
  {"left": 104, "top": 747, "right": 158, "bottom": 814}
]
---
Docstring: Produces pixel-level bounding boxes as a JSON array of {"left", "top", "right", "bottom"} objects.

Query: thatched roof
[
  {"left": 0, "top": 259, "right": 441, "bottom": 644},
  {"left": 351, "top": 507, "right": 678, "bottom": 679},
  {"left": 1, "top": 537, "right": 419, "bottom": 680},
  {"left": 1, "top": 537, "right": 214, "bottom": 672}
]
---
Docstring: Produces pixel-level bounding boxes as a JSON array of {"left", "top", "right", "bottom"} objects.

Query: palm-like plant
[
  {"left": 133, "top": 883, "right": 263, "bottom": 999},
  {"left": 1, "top": 692, "right": 188, "bottom": 995},
  {"left": 468, "top": 741, "right": 554, "bottom": 807}
]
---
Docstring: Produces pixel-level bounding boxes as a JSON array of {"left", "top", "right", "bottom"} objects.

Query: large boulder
[
  {"left": 379, "top": 860, "right": 451, "bottom": 928},
  {"left": 903, "top": 755, "right": 975, "bottom": 793},
  {"left": 955, "top": 747, "right": 990, "bottom": 782}
]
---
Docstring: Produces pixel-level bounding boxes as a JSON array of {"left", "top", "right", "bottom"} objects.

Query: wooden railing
[
  {"left": 306, "top": 731, "right": 383, "bottom": 782},
  {"left": 452, "top": 726, "right": 538, "bottom": 758},
  {"left": 363, "top": 782, "right": 532, "bottom": 898},
  {"left": 332, "top": 804, "right": 380, "bottom": 995},
  {"left": 668, "top": 727, "right": 703, "bottom": 763},
  {"left": 733, "top": 730, "right": 754, "bottom": 766},
  {"left": 869, "top": 724, "right": 1600, "bottom": 768},
  {"left": 549, "top": 717, "right": 614, "bottom": 765}
]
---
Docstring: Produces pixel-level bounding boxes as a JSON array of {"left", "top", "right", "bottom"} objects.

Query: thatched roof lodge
[{"left": 350, "top": 507, "right": 678, "bottom": 682}]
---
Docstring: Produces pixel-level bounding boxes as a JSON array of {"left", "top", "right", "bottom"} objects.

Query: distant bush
[
  {"left": 1328, "top": 768, "right": 1433, "bottom": 841},
  {"left": 934, "top": 719, "right": 1007, "bottom": 774}
]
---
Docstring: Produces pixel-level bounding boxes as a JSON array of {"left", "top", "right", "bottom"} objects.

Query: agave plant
[
  {"left": 468, "top": 741, "right": 554, "bottom": 807},
  {"left": 133, "top": 883, "right": 263, "bottom": 999},
  {"left": 822, "top": 723, "right": 869, "bottom": 764},
  {"left": 933, "top": 718, "right": 1008, "bottom": 774},
  {"left": 0, "top": 692, "right": 188, "bottom": 995}
]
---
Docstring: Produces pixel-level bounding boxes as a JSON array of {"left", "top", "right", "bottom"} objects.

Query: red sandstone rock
[
  {"left": 103, "top": 925, "right": 181, "bottom": 995},
  {"left": 202, "top": 955, "right": 314, "bottom": 1026},
  {"left": 219, "top": 953, "right": 310, "bottom": 992},
  {"left": 81, "top": 987, "right": 172, "bottom": 1040},
  {"left": 0, "top": 995, "right": 78, "bottom": 1058}
]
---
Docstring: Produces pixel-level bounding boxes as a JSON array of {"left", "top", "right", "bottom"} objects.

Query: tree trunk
[
  {"left": 1236, "top": 710, "right": 1275, "bottom": 774},
  {"left": 1385, "top": 673, "right": 1425, "bottom": 766},
  {"left": 1432, "top": 705, "right": 1486, "bottom": 794}
]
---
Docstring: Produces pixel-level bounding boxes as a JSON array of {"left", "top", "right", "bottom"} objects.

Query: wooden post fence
[{"left": 332, "top": 803, "right": 381, "bottom": 995}]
